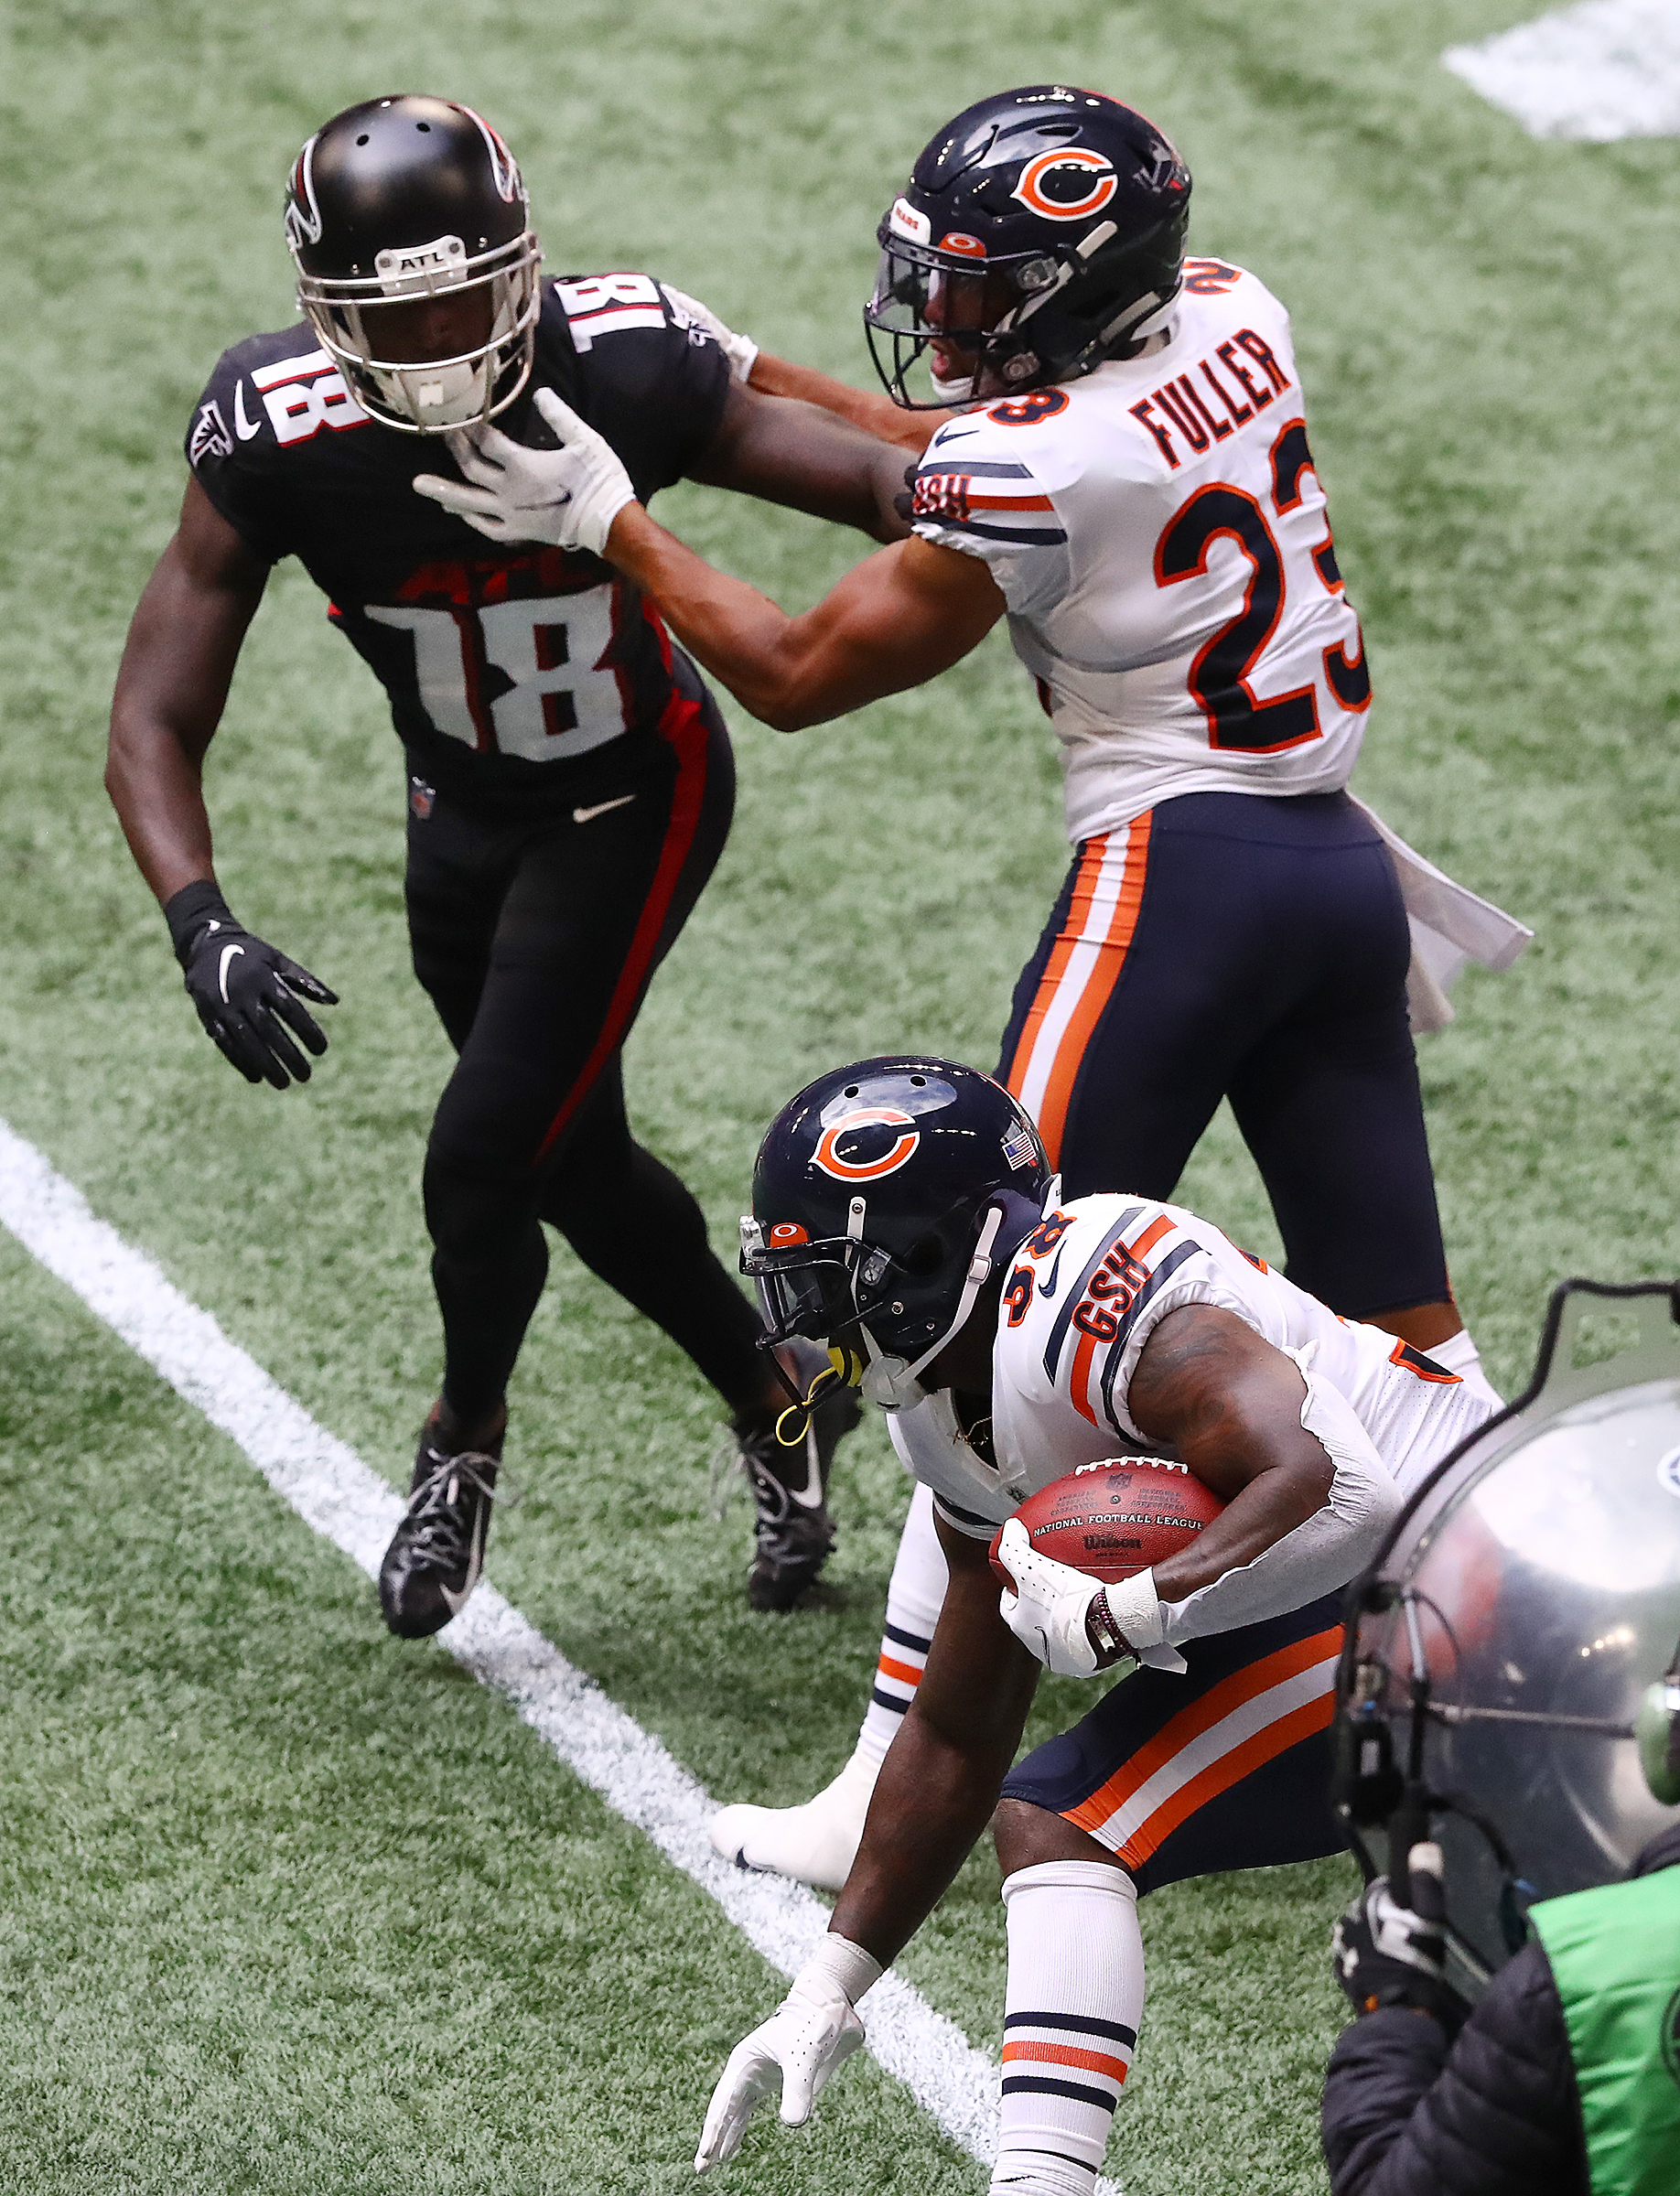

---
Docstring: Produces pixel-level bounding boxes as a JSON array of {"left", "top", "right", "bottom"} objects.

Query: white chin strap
[
  {"left": 855, "top": 1203, "right": 1006, "bottom": 1411},
  {"left": 372, "top": 355, "right": 490, "bottom": 429}
]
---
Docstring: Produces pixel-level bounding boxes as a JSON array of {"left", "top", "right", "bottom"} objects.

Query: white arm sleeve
[{"left": 1156, "top": 1354, "right": 1403, "bottom": 1647}]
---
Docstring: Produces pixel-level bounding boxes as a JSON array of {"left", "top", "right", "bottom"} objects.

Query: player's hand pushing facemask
[
  {"left": 695, "top": 1936, "right": 881, "bottom": 2174},
  {"left": 166, "top": 883, "right": 337, "bottom": 1091},
  {"left": 413, "top": 387, "right": 637, "bottom": 555}
]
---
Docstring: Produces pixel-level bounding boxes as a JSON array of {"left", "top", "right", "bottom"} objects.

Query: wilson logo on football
[
  {"left": 811, "top": 1107, "right": 921, "bottom": 1183},
  {"left": 1011, "top": 147, "right": 1118, "bottom": 222}
]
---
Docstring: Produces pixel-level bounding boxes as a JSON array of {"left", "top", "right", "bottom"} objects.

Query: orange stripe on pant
[
  {"left": 533, "top": 690, "right": 708, "bottom": 1165},
  {"left": 1004, "top": 813, "right": 1153, "bottom": 1168},
  {"left": 1109, "top": 1690, "right": 1337, "bottom": 1872},
  {"left": 1001, "top": 2040, "right": 1130, "bottom": 2083},
  {"left": 1066, "top": 1625, "right": 1341, "bottom": 1841}
]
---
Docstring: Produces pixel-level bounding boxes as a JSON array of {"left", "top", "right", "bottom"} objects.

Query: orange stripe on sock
[
  {"left": 877, "top": 1655, "right": 924, "bottom": 1688},
  {"left": 1065, "top": 1625, "right": 1341, "bottom": 1839},
  {"left": 1001, "top": 2040, "right": 1129, "bottom": 2083}
]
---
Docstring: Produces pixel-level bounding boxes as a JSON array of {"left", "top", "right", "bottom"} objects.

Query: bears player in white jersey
[
  {"left": 688, "top": 1058, "right": 1496, "bottom": 2196},
  {"left": 413, "top": 86, "right": 1510, "bottom": 1871}
]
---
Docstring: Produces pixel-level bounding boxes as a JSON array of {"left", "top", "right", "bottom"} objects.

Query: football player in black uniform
[{"left": 105, "top": 94, "right": 927, "bottom": 1634}]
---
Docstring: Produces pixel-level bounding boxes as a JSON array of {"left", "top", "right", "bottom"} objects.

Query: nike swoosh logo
[
  {"left": 217, "top": 943, "right": 244, "bottom": 1003},
  {"left": 438, "top": 1500, "right": 489, "bottom": 1615},
  {"left": 573, "top": 794, "right": 636, "bottom": 824},
  {"left": 1037, "top": 1245, "right": 1066, "bottom": 1299},
  {"left": 233, "top": 381, "right": 261, "bottom": 440},
  {"left": 787, "top": 1421, "right": 824, "bottom": 1509},
  {"left": 932, "top": 425, "right": 980, "bottom": 445}
]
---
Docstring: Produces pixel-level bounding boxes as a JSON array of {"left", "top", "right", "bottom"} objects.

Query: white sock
[
  {"left": 705, "top": 1484, "right": 951, "bottom": 1892},
  {"left": 856, "top": 1481, "right": 949, "bottom": 1767},
  {"left": 1429, "top": 1325, "right": 1502, "bottom": 1412},
  {"left": 992, "top": 1860, "right": 1144, "bottom": 2196}
]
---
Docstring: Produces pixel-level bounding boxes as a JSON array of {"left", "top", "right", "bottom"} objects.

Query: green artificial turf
[{"left": 1, "top": 2, "right": 1677, "bottom": 2190}]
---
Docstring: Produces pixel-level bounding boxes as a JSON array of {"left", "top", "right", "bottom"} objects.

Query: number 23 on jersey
[{"left": 1157, "top": 415, "right": 1371, "bottom": 753}]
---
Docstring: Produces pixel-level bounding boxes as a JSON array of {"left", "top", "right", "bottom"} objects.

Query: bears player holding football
[
  {"left": 689, "top": 1057, "right": 1496, "bottom": 2195},
  {"left": 105, "top": 94, "right": 935, "bottom": 1634},
  {"left": 416, "top": 83, "right": 1518, "bottom": 1881}
]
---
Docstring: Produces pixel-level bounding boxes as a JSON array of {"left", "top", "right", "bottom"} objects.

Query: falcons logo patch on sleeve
[{"left": 189, "top": 399, "right": 233, "bottom": 464}]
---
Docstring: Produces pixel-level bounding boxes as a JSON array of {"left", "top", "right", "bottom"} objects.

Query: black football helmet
[
  {"left": 285, "top": 94, "right": 542, "bottom": 434},
  {"left": 742, "top": 1057, "right": 1051, "bottom": 1409},
  {"left": 864, "top": 84, "right": 1190, "bottom": 409}
]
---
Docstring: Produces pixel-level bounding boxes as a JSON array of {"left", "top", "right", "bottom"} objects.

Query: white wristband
[
  {"left": 800, "top": 1933, "right": 884, "bottom": 2008},
  {"left": 1102, "top": 1566, "right": 1166, "bottom": 1651}
]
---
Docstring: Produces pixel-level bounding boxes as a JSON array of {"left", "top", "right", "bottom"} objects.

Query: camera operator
[{"left": 1322, "top": 1715, "right": 1680, "bottom": 2194}]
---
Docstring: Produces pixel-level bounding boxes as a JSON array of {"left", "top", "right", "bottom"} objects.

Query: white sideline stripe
[
  {"left": 0, "top": 1116, "right": 1122, "bottom": 2194},
  {"left": 1444, "top": 0, "right": 1680, "bottom": 140}
]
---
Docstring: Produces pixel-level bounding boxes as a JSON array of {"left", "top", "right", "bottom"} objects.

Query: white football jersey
[
  {"left": 888, "top": 1192, "right": 1492, "bottom": 1540},
  {"left": 910, "top": 259, "right": 1372, "bottom": 846}
]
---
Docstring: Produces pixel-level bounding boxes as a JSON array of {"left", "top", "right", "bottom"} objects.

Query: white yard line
[
  {"left": 1444, "top": 0, "right": 1680, "bottom": 140},
  {"left": 0, "top": 1114, "right": 1124, "bottom": 2193}
]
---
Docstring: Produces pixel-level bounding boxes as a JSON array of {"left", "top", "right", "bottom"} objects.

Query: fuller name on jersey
[
  {"left": 186, "top": 275, "right": 730, "bottom": 803},
  {"left": 889, "top": 1191, "right": 1492, "bottom": 1548},
  {"left": 910, "top": 261, "right": 1372, "bottom": 846}
]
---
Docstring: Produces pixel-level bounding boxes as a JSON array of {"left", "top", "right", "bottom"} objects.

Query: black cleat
[
  {"left": 378, "top": 1403, "right": 507, "bottom": 1639},
  {"left": 733, "top": 1341, "right": 861, "bottom": 1612}
]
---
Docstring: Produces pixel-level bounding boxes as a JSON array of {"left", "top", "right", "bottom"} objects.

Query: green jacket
[{"left": 1530, "top": 1864, "right": 1680, "bottom": 2196}]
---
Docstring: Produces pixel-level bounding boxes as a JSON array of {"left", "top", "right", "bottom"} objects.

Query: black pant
[
  {"left": 998, "top": 791, "right": 1449, "bottom": 1320},
  {"left": 404, "top": 692, "right": 765, "bottom": 1426}
]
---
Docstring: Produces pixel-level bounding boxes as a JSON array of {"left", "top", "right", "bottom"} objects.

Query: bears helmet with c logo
[
  {"left": 865, "top": 83, "right": 1191, "bottom": 409},
  {"left": 742, "top": 1056, "right": 1050, "bottom": 1408}
]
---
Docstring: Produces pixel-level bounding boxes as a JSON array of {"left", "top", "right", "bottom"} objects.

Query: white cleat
[{"left": 708, "top": 1749, "right": 882, "bottom": 1892}]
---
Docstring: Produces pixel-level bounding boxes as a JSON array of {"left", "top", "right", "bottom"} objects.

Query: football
[{"left": 989, "top": 1457, "right": 1227, "bottom": 1588}]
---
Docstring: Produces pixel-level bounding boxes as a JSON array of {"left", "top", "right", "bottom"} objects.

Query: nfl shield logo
[{"left": 409, "top": 777, "right": 436, "bottom": 822}]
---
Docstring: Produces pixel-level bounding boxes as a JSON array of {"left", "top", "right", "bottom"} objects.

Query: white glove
[
  {"left": 996, "top": 1519, "right": 1110, "bottom": 1677},
  {"left": 695, "top": 1937, "right": 880, "bottom": 2173},
  {"left": 411, "top": 386, "right": 637, "bottom": 555},
  {"left": 660, "top": 284, "right": 759, "bottom": 382}
]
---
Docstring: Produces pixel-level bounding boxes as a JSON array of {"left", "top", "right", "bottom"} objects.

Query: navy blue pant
[
  {"left": 1000, "top": 1594, "right": 1346, "bottom": 1893},
  {"left": 997, "top": 791, "right": 1448, "bottom": 1319}
]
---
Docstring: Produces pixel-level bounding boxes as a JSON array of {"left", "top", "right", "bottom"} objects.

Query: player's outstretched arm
[
  {"left": 687, "top": 373, "right": 918, "bottom": 543},
  {"left": 656, "top": 282, "right": 946, "bottom": 458},
  {"left": 744, "top": 353, "right": 945, "bottom": 457},
  {"left": 609, "top": 507, "right": 1005, "bottom": 731},
  {"left": 107, "top": 479, "right": 338, "bottom": 1090},
  {"left": 695, "top": 1519, "right": 1039, "bottom": 2172},
  {"left": 413, "top": 391, "right": 1006, "bottom": 728},
  {"left": 830, "top": 1517, "right": 1041, "bottom": 1964}
]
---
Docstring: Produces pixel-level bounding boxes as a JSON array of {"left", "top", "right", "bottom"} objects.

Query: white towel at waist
[{"left": 1350, "top": 796, "right": 1534, "bottom": 1033}]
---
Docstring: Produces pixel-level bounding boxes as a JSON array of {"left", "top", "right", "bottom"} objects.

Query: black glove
[
  {"left": 165, "top": 881, "right": 338, "bottom": 1091},
  {"left": 1332, "top": 1846, "right": 1470, "bottom": 2035}
]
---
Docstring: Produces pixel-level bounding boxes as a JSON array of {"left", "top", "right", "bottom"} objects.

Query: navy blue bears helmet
[
  {"left": 742, "top": 1057, "right": 1051, "bottom": 1407},
  {"left": 865, "top": 84, "right": 1191, "bottom": 408}
]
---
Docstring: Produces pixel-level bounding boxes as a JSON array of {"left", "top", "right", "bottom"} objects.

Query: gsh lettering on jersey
[{"left": 910, "top": 262, "right": 1373, "bottom": 845}]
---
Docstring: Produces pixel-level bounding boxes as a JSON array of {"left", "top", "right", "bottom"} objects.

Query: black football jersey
[{"left": 186, "top": 274, "right": 731, "bottom": 802}]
